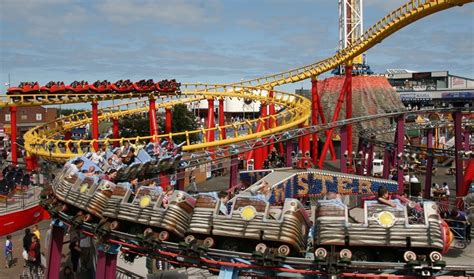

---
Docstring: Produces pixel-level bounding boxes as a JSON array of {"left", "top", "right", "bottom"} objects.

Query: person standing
[
  {"left": 4, "top": 235, "right": 13, "bottom": 268},
  {"left": 69, "top": 237, "right": 81, "bottom": 274},
  {"left": 28, "top": 235, "right": 41, "bottom": 276},
  {"left": 32, "top": 224, "right": 41, "bottom": 240},
  {"left": 22, "top": 228, "right": 32, "bottom": 267}
]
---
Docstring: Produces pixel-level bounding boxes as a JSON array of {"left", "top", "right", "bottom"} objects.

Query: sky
[{"left": 1, "top": 0, "right": 473, "bottom": 95}]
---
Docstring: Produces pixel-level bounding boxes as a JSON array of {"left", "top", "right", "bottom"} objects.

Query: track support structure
[{"left": 10, "top": 105, "right": 17, "bottom": 166}]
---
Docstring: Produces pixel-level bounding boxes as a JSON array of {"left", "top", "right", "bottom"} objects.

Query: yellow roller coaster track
[
  {"left": 3, "top": 0, "right": 471, "bottom": 161},
  {"left": 24, "top": 87, "right": 310, "bottom": 161}
]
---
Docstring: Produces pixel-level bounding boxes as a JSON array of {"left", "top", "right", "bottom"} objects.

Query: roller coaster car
[
  {"left": 40, "top": 81, "right": 66, "bottom": 94},
  {"left": 101, "top": 188, "right": 195, "bottom": 242},
  {"left": 111, "top": 80, "right": 134, "bottom": 93},
  {"left": 89, "top": 80, "right": 112, "bottom": 93},
  {"left": 155, "top": 79, "right": 181, "bottom": 93},
  {"left": 133, "top": 79, "right": 155, "bottom": 92},
  {"left": 186, "top": 195, "right": 310, "bottom": 257},
  {"left": 314, "top": 199, "right": 449, "bottom": 264},
  {"left": 7, "top": 82, "right": 40, "bottom": 95},
  {"left": 66, "top": 81, "right": 90, "bottom": 93}
]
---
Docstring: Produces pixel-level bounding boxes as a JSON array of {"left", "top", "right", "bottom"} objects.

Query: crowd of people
[{"left": 0, "top": 165, "right": 31, "bottom": 196}]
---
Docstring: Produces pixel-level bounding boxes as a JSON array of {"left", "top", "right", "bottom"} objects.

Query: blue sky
[{"left": 1, "top": 0, "right": 473, "bottom": 94}]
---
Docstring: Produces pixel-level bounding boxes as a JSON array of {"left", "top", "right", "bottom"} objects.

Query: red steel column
[
  {"left": 165, "top": 107, "right": 172, "bottom": 134},
  {"left": 345, "top": 63, "right": 353, "bottom": 170},
  {"left": 396, "top": 115, "right": 405, "bottom": 193},
  {"left": 96, "top": 250, "right": 106, "bottom": 279},
  {"left": 260, "top": 102, "right": 268, "bottom": 161},
  {"left": 311, "top": 77, "right": 319, "bottom": 165},
  {"left": 340, "top": 126, "right": 348, "bottom": 173},
  {"left": 218, "top": 98, "right": 226, "bottom": 140},
  {"left": 302, "top": 120, "right": 311, "bottom": 155},
  {"left": 112, "top": 117, "right": 119, "bottom": 148},
  {"left": 382, "top": 147, "right": 391, "bottom": 179},
  {"left": 46, "top": 225, "right": 65, "bottom": 279},
  {"left": 425, "top": 128, "right": 434, "bottom": 199},
  {"left": 91, "top": 101, "right": 99, "bottom": 151},
  {"left": 105, "top": 252, "right": 118, "bottom": 279},
  {"left": 149, "top": 97, "right": 158, "bottom": 142},
  {"left": 254, "top": 142, "right": 264, "bottom": 170},
  {"left": 229, "top": 154, "right": 239, "bottom": 189},
  {"left": 268, "top": 91, "right": 276, "bottom": 151},
  {"left": 453, "top": 111, "right": 464, "bottom": 200},
  {"left": 9, "top": 106, "right": 17, "bottom": 166},
  {"left": 206, "top": 99, "right": 215, "bottom": 143},
  {"left": 318, "top": 71, "right": 350, "bottom": 169}
]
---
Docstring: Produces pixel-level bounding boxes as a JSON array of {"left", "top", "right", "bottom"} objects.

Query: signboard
[
  {"left": 413, "top": 72, "right": 432, "bottom": 80},
  {"left": 267, "top": 171, "right": 398, "bottom": 204}
]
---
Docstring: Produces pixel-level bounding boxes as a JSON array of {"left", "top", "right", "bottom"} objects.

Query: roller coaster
[{"left": 2, "top": 0, "right": 474, "bottom": 278}]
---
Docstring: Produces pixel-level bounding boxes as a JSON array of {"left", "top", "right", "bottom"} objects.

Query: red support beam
[
  {"left": 314, "top": 90, "right": 337, "bottom": 160},
  {"left": 165, "top": 107, "right": 172, "bottom": 135},
  {"left": 9, "top": 106, "right": 17, "bottom": 166},
  {"left": 96, "top": 250, "right": 106, "bottom": 279},
  {"left": 206, "top": 99, "right": 215, "bottom": 143},
  {"left": 149, "top": 97, "right": 158, "bottom": 142},
  {"left": 311, "top": 78, "right": 319, "bottom": 165},
  {"left": 254, "top": 142, "right": 264, "bottom": 170},
  {"left": 104, "top": 252, "right": 118, "bottom": 279},
  {"left": 268, "top": 91, "right": 276, "bottom": 151},
  {"left": 317, "top": 72, "right": 350, "bottom": 169},
  {"left": 46, "top": 225, "right": 65, "bottom": 279},
  {"left": 219, "top": 98, "right": 226, "bottom": 140},
  {"left": 229, "top": 154, "right": 239, "bottom": 189},
  {"left": 396, "top": 115, "right": 405, "bottom": 194},
  {"left": 425, "top": 128, "right": 434, "bottom": 199},
  {"left": 260, "top": 101, "right": 268, "bottom": 161},
  {"left": 453, "top": 111, "right": 464, "bottom": 200},
  {"left": 91, "top": 101, "right": 99, "bottom": 152},
  {"left": 340, "top": 126, "right": 348, "bottom": 173},
  {"left": 112, "top": 117, "right": 119, "bottom": 148},
  {"left": 345, "top": 64, "right": 353, "bottom": 170}
]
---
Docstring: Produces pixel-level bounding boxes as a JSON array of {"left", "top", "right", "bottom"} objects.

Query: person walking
[
  {"left": 4, "top": 235, "right": 13, "bottom": 268},
  {"left": 27, "top": 235, "right": 41, "bottom": 277}
]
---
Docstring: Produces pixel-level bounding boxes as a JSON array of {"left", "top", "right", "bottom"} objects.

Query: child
[
  {"left": 4, "top": 235, "right": 13, "bottom": 268},
  {"left": 377, "top": 186, "right": 396, "bottom": 208}
]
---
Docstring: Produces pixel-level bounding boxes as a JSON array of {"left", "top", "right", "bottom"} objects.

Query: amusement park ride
[{"left": 1, "top": 0, "right": 474, "bottom": 278}]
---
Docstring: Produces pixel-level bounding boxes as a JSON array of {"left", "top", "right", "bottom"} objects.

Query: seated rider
[
  {"left": 377, "top": 186, "right": 396, "bottom": 208},
  {"left": 218, "top": 191, "right": 230, "bottom": 215}
]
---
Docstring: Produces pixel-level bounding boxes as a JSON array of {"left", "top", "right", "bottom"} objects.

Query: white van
[{"left": 372, "top": 159, "right": 383, "bottom": 176}]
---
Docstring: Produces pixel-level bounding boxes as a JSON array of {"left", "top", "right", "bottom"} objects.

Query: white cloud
[{"left": 96, "top": 0, "right": 221, "bottom": 26}]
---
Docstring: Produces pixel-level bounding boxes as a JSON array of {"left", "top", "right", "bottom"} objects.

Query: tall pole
[
  {"left": 453, "top": 111, "right": 463, "bottom": 200},
  {"left": 396, "top": 115, "right": 405, "bottom": 194},
  {"left": 165, "top": 107, "right": 172, "bottom": 134},
  {"left": 91, "top": 101, "right": 99, "bottom": 152},
  {"left": 311, "top": 77, "right": 319, "bottom": 165},
  {"left": 112, "top": 117, "right": 119, "bottom": 148},
  {"left": 9, "top": 106, "right": 17, "bottom": 166},
  {"left": 345, "top": 62, "right": 353, "bottom": 170},
  {"left": 206, "top": 98, "right": 215, "bottom": 143},
  {"left": 218, "top": 98, "right": 226, "bottom": 140},
  {"left": 425, "top": 128, "right": 434, "bottom": 199},
  {"left": 149, "top": 97, "right": 158, "bottom": 142},
  {"left": 268, "top": 91, "right": 276, "bottom": 152},
  {"left": 46, "top": 224, "right": 65, "bottom": 279}
]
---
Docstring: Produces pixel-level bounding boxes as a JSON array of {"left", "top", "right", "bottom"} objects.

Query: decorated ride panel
[
  {"left": 315, "top": 199, "right": 444, "bottom": 250},
  {"left": 267, "top": 170, "right": 398, "bottom": 204}
]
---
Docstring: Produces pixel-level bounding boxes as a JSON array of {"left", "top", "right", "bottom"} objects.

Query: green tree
[
  {"left": 119, "top": 113, "right": 150, "bottom": 138},
  {"left": 159, "top": 104, "right": 199, "bottom": 144}
]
